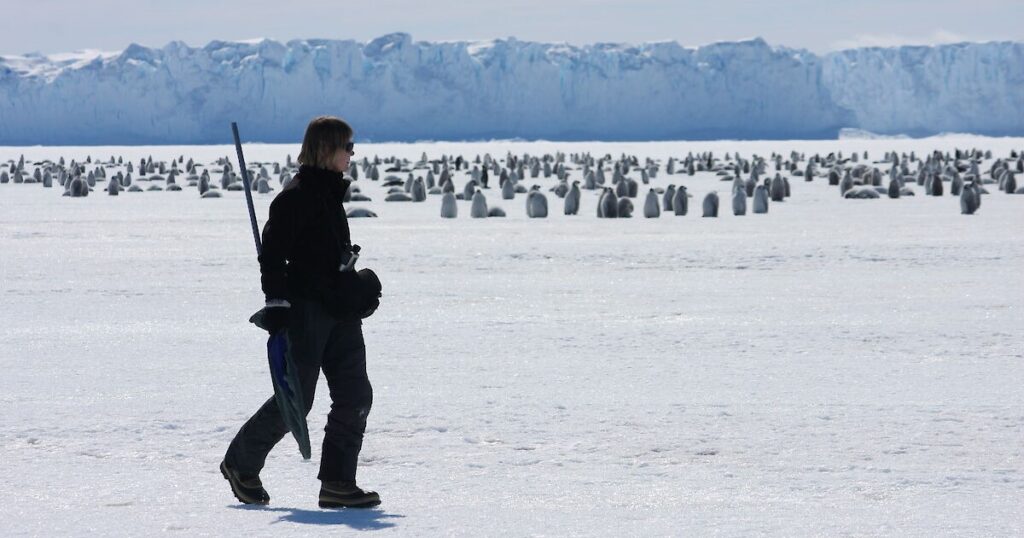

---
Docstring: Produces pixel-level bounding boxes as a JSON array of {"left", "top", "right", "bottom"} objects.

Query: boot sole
[
  {"left": 319, "top": 496, "right": 381, "bottom": 509},
  {"left": 220, "top": 461, "right": 269, "bottom": 506}
]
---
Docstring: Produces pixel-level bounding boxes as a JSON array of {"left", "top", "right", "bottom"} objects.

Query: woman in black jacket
[{"left": 221, "top": 116, "right": 380, "bottom": 509}]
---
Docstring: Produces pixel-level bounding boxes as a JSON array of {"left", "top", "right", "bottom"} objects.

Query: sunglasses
[{"left": 344, "top": 142, "right": 355, "bottom": 153}]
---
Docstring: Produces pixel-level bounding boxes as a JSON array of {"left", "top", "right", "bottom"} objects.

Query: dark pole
[{"left": 231, "top": 122, "right": 263, "bottom": 256}]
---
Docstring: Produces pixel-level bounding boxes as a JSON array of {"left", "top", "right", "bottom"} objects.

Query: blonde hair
[{"left": 297, "top": 116, "right": 354, "bottom": 169}]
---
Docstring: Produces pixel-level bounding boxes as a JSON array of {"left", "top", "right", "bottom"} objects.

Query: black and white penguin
[
  {"left": 526, "top": 187, "right": 548, "bottom": 218},
  {"left": 440, "top": 192, "right": 458, "bottom": 218},
  {"left": 960, "top": 183, "right": 979, "bottom": 215},
  {"left": 564, "top": 181, "right": 581, "bottom": 215},
  {"left": 702, "top": 192, "right": 718, "bottom": 217},
  {"left": 662, "top": 185, "right": 676, "bottom": 211},
  {"left": 672, "top": 185, "right": 688, "bottom": 216},
  {"left": 598, "top": 188, "right": 618, "bottom": 218},
  {"left": 411, "top": 178, "right": 427, "bottom": 202},
  {"left": 732, "top": 187, "right": 746, "bottom": 216},
  {"left": 616, "top": 197, "right": 634, "bottom": 218},
  {"left": 470, "top": 189, "right": 488, "bottom": 218},
  {"left": 752, "top": 185, "right": 769, "bottom": 213}
]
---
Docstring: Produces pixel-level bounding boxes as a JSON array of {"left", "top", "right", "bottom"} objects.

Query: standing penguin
[
  {"left": 643, "top": 189, "right": 660, "bottom": 218},
  {"left": 839, "top": 171, "right": 854, "bottom": 196},
  {"left": 501, "top": 178, "right": 516, "bottom": 200},
  {"left": 732, "top": 187, "right": 747, "bottom": 215},
  {"left": 411, "top": 178, "right": 427, "bottom": 202},
  {"left": 470, "top": 189, "right": 488, "bottom": 218},
  {"left": 770, "top": 174, "right": 785, "bottom": 201},
  {"left": 887, "top": 177, "right": 901, "bottom": 199},
  {"left": 960, "top": 184, "right": 979, "bottom": 215},
  {"left": 440, "top": 191, "right": 458, "bottom": 218},
  {"left": 672, "top": 185, "right": 688, "bottom": 216},
  {"left": 617, "top": 197, "right": 634, "bottom": 218},
  {"left": 950, "top": 174, "right": 964, "bottom": 196},
  {"left": 615, "top": 179, "right": 629, "bottom": 198},
  {"left": 564, "top": 181, "right": 581, "bottom": 215},
  {"left": 663, "top": 185, "right": 676, "bottom": 211},
  {"left": 526, "top": 187, "right": 548, "bottom": 218},
  {"left": 702, "top": 192, "right": 719, "bottom": 217},
  {"left": 463, "top": 180, "right": 477, "bottom": 201},
  {"left": 598, "top": 188, "right": 618, "bottom": 218},
  {"left": 752, "top": 185, "right": 769, "bottom": 214}
]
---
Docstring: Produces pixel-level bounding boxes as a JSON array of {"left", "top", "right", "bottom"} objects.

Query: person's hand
[{"left": 263, "top": 306, "right": 290, "bottom": 335}]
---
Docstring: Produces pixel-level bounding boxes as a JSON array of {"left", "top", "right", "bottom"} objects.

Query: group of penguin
[{"left": 2, "top": 146, "right": 1021, "bottom": 219}]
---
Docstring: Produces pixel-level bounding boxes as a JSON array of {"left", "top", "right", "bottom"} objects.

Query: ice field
[{"left": 1, "top": 137, "right": 1022, "bottom": 536}]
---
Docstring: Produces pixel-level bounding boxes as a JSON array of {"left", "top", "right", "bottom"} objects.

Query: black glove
[{"left": 262, "top": 306, "right": 290, "bottom": 335}]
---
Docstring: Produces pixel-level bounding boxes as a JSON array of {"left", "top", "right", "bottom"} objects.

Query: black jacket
[{"left": 259, "top": 165, "right": 352, "bottom": 303}]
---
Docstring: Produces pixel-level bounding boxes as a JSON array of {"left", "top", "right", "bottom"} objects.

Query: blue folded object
[{"left": 251, "top": 308, "right": 311, "bottom": 460}]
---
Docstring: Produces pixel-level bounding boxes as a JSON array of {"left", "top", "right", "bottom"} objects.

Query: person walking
[{"left": 221, "top": 116, "right": 381, "bottom": 509}]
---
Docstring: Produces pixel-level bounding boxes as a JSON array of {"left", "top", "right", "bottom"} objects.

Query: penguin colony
[{"left": 1, "top": 147, "right": 1020, "bottom": 219}]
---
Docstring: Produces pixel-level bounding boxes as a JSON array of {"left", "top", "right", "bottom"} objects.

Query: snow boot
[
  {"left": 319, "top": 481, "right": 381, "bottom": 508},
  {"left": 220, "top": 461, "right": 270, "bottom": 505}
]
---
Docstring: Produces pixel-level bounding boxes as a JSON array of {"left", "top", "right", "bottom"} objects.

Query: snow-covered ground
[{"left": 1, "top": 137, "right": 1022, "bottom": 536}]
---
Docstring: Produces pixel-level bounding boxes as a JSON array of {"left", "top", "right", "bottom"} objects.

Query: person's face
[{"left": 329, "top": 140, "right": 355, "bottom": 173}]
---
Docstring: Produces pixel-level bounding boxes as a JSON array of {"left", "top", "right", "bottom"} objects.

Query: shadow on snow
[{"left": 230, "top": 504, "right": 404, "bottom": 530}]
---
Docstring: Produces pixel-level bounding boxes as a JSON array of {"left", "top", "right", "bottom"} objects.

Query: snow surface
[
  {"left": 1, "top": 137, "right": 1023, "bottom": 536},
  {"left": 1, "top": 36, "right": 1022, "bottom": 144}
]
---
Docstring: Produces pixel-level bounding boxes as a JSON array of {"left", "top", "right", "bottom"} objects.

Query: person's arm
[{"left": 258, "top": 191, "right": 307, "bottom": 306}]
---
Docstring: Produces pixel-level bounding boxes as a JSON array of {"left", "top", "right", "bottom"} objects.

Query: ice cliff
[{"left": 0, "top": 34, "right": 1020, "bottom": 144}]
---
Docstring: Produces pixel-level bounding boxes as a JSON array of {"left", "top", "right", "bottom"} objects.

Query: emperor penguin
[
  {"left": 440, "top": 192, "right": 458, "bottom": 218},
  {"left": 887, "top": 177, "right": 901, "bottom": 199},
  {"left": 626, "top": 178, "right": 639, "bottom": 198},
  {"left": 770, "top": 174, "right": 785, "bottom": 201},
  {"left": 615, "top": 179, "right": 629, "bottom": 198},
  {"left": 564, "top": 181, "right": 581, "bottom": 215},
  {"left": 752, "top": 185, "right": 769, "bottom": 213},
  {"left": 463, "top": 180, "right": 477, "bottom": 201},
  {"left": 471, "top": 189, "right": 488, "bottom": 218},
  {"left": 672, "top": 185, "right": 688, "bottom": 216},
  {"left": 617, "top": 197, "right": 634, "bottom": 218},
  {"left": 1004, "top": 172, "right": 1017, "bottom": 194},
  {"left": 501, "top": 178, "right": 516, "bottom": 200},
  {"left": 839, "top": 171, "right": 854, "bottom": 196},
  {"left": 643, "top": 189, "right": 660, "bottom": 218},
  {"left": 950, "top": 174, "right": 964, "bottom": 196},
  {"left": 69, "top": 176, "right": 89, "bottom": 197},
  {"left": 732, "top": 187, "right": 746, "bottom": 215},
  {"left": 702, "top": 192, "right": 719, "bottom": 217},
  {"left": 526, "top": 187, "right": 548, "bottom": 218},
  {"left": 411, "top": 177, "right": 427, "bottom": 202},
  {"left": 663, "top": 185, "right": 676, "bottom": 211},
  {"left": 960, "top": 184, "right": 979, "bottom": 215},
  {"left": 598, "top": 188, "right": 618, "bottom": 218}
]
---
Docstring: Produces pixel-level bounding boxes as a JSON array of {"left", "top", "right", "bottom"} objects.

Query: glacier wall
[{"left": 0, "top": 34, "right": 1020, "bottom": 144}]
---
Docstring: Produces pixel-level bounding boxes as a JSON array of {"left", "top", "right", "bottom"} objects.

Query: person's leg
[
  {"left": 224, "top": 299, "right": 330, "bottom": 477},
  {"left": 318, "top": 319, "right": 373, "bottom": 482}
]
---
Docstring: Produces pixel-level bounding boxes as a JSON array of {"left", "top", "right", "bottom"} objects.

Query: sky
[{"left": 2, "top": 0, "right": 1022, "bottom": 56}]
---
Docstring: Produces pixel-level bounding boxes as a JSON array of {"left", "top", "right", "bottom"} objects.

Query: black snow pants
[{"left": 225, "top": 296, "right": 373, "bottom": 482}]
